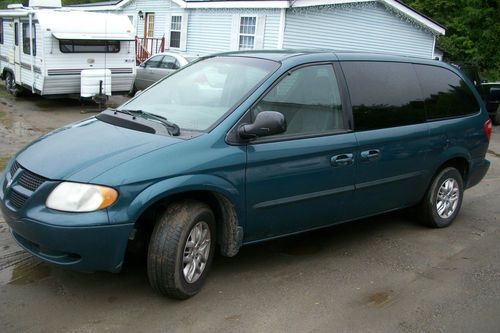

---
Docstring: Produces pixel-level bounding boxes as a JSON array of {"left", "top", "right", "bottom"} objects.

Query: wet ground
[{"left": 1, "top": 86, "right": 500, "bottom": 332}]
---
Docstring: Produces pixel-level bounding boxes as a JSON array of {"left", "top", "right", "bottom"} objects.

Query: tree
[{"left": 404, "top": 0, "right": 500, "bottom": 80}]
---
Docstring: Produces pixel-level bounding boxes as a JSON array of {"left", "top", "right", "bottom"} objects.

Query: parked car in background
[
  {"left": 480, "top": 82, "right": 500, "bottom": 125},
  {"left": 133, "top": 52, "right": 197, "bottom": 92}
]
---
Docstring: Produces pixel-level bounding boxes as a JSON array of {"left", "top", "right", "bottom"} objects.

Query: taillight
[{"left": 484, "top": 118, "right": 492, "bottom": 142}]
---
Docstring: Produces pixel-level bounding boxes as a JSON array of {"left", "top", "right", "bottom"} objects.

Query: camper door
[{"left": 13, "top": 19, "right": 21, "bottom": 82}]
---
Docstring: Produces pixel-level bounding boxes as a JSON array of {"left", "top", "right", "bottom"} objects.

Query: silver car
[{"left": 133, "top": 52, "right": 197, "bottom": 92}]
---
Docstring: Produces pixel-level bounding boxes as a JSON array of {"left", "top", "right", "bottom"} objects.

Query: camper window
[
  {"left": 14, "top": 22, "right": 18, "bottom": 46},
  {"left": 22, "top": 23, "right": 36, "bottom": 56},
  {"left": 59, "top": 40, "right": 120, "bottom": 53},
  {"left": 0, "top": 19, "right": 3, "bottom": 44}
]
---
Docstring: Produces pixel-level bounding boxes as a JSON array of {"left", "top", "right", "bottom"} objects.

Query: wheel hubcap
[
  {"left": 182, "top": 221, "right": 210, "bottom": 284},
  {"left": 436, "top": 178, "right": 460, "bottom": 218},
  {"left": 6, "top": 75, "right": 13, "bottom": 90}
]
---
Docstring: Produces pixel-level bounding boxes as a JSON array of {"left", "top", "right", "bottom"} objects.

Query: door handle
[
  {"left": 360, "top": 149, "right": 381, "bottom": 162},
  {"left": 331, "top": 153, "right": 354, "bottom": 167}
]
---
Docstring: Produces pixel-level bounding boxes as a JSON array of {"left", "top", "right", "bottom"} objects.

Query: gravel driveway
[{"left": 1, "top": 86, "right": 500, "bottom": 333}]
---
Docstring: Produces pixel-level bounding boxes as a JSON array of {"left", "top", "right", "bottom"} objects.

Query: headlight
[{"left": 46, "top": 182, "right": 118, "bottom": 212}]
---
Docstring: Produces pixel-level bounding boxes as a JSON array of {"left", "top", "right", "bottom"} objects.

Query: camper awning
[{"left": 52, "top": 32, "right": 134, "bottom": 41}]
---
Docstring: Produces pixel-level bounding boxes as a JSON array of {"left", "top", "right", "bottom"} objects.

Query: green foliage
[{"left": 405, "top": 0, "right": 500, "bottom": 80}]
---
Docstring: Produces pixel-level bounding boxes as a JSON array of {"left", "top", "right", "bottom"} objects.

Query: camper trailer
[{"left": 0, "top": 0, "right": 136, "bottom": 99}]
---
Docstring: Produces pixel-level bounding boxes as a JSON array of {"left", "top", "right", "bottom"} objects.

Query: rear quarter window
[
  {"left": 341, "top": 61, "right": 425, "bottom": 131},
  {"left": 414, "top": 64, "right": 480, "bottom": 120}
]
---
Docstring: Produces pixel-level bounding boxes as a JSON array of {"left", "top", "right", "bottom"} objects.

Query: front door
[
  {"left": 245, "top": 63, "right": 357, "bottom": 241},
  {"left": 13, "top": 19, "right": 21, "bottom": 82}
]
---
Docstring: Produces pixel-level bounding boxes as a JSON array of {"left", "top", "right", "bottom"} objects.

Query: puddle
[
  {"left": 0, "top": 251, "right": 51, "bottom": 286},
  {"left": 0, "top": 223, "right": 52, "bottom": 286},
  {"left": 11, "top": 121, "right": 37, "bottom": 136},
  {"left": 0, "top": 155, "right": 11, "bottom": 171}
]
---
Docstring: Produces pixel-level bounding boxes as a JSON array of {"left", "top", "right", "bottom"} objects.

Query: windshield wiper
[{"left": 108, "top": 108, "right": 180, "bottom": 136}]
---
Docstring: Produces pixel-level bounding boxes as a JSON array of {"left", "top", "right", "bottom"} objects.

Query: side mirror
[{"left": 238, "top": 111, "right": 286, "bottom": 139}]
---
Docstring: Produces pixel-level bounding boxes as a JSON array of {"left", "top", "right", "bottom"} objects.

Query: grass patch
[{"left": 0, "top": 155, "right": 11, "bottom": 172}]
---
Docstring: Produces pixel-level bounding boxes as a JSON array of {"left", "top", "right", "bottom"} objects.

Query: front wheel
[
  {"left": 147, "top": 200, "right": 216, "bottom": 299},
  {"left": 418, "top": 167, "right": 464, "bottom": 228}
]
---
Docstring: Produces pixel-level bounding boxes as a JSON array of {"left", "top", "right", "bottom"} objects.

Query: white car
[{"left": 134, "top": 52, "right": 198, "bottom": 91}]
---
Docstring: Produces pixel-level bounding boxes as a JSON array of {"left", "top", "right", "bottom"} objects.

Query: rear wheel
[
  {"left": 4, "top": 72, "right": 20, "bottom": 97},
  {"left": 493, "top": 105, "right": 500, "bottom": 125},
  {"left": 147, "top": 200, "right": 215, "bottom": 299},
  {"left": 418, "top": 167, "right": 464, "bottom": 228}
]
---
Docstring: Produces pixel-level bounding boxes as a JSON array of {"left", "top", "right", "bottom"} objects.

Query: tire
[
  {"left": 128, "top": 84, "right": 137, "bottom": 97},
  {"left": 493, "top": 105, "right": 500, "bottom": 125},
  {"left": 147, "top": 200, "right": 216, "bottom": 299},
  {"left": 4, "top": 72, "right": 19, "bottom": 97},
  {"left": 418, "top": 167, "right": 464, "bottom": 228}
]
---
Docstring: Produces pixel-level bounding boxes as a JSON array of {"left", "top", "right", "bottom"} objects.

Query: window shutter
[
  {"left": 165, "top": 15, "right": 172, "bottom": 49},
  {"left": 180, "top": 13, "right": 188, "bottom": 51},
  {"left": 254, "top": 15, "right": 266, "bottom": 49},
  {"left": 230, "top": 14, "right": 240, "bottom": 51}
]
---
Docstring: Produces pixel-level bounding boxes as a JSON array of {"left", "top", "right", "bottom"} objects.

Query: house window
[
  {"left": 145, "top": 13, "right": 154, "bottom": 38},
  {"left": 170, "top": 15, "right": 182, "bottom": 48},
  {"left": 22, "top": 22, "right": 36, "bottom": 56},
  {"left": 239, "top": 16, "right": 257, "bottom": 50},
  {"left": 0, "top": 19, "right": 3, "bottom": 44},
  {"left": 59, "top": 40, "right": 120, "bottom": 53}
]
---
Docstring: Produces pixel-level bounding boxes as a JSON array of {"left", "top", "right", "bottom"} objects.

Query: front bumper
[
  {"left": 1, "top": 201, "right": 134, "bottom": 272},
  {"left": 0, "top": 174, "right": 134, "bottom": 273}
]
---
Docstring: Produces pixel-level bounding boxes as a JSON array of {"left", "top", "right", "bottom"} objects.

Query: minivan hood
[{"left": 16, "top": 117, "right": 182, "bottom": 181}]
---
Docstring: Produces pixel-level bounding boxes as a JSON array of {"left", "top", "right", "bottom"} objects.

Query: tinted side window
[
  {"left": 145, "top": 55, "right": 163, "bottom": 68},
  {"left": 159, "top": 56, "right": 177, "bottom": 69},
  {"left": 341, "top": 61, "right": 425, "bottom": 131},
  {"left": 414, "top": 64, "right": 480, "bottom": 119},
  {"left": 251, "top": 64, "right": 345, "bottom": 137}
]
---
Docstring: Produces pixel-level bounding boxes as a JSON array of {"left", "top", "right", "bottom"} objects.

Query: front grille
[
  {"left": 17, "top": 169, "right": 47, "bottom": 192},
  {"left": 10, "top": 160, "right": 20, "bottom": 176},
  {"left": 9, "top": 190, "right": 28, "bottom": 209}
]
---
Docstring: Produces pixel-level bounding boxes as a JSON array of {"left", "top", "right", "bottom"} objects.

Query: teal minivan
[{"left": 0, "top": 51, "right": 492, "bottom": 299}]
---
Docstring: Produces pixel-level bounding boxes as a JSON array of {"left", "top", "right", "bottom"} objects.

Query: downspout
[
  {"left": 278, "top": 8, "right": 286, "bottom": 49},
  {"left": 28, "top": 11, "right": 35, "bottom": 93}
]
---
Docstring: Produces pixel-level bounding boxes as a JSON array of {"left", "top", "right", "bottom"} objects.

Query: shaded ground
[{"left": 0, "top": 85, "right": 500, "bottom": 332}]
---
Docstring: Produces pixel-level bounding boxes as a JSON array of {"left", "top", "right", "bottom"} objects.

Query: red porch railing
[{"left": 135, "top": 36, "right": 166, "bottom": 65}]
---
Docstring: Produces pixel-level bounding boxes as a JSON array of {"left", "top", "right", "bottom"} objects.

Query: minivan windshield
[{"left": 121, "top": 56, "right": 280, "bottom": 131}]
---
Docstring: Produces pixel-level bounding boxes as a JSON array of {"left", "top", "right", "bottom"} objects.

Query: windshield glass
[{"left": 121, "top": 56, "right": 280, "bottom": 131}]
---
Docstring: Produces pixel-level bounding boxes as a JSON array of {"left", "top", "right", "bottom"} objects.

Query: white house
[{"left": 70, "top": 0, "right": 445, "bottom": 62}]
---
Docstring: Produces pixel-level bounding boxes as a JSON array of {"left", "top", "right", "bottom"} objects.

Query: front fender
[{"left": 111, "top": 174, "right": 244, "bottom": 226}]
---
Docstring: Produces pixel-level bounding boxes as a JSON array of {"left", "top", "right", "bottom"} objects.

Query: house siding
[
  {"left": 186, "top": 8, "right": 281, "bottom": 56},
  {"left": 117, "top": 0, "right": 184, "bottom": 39},
  {"left": 283, "top": 2, "right": 435, "bottom": 58}
]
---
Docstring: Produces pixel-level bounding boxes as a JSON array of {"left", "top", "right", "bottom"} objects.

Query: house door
[
  {"left": 144, "top": 13, "right": 155, "bottom": 52},
  {"left": 13, "top": 19, "right": 21, "bottom": 82}
]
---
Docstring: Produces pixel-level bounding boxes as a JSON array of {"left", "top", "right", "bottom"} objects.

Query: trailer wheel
[{"left": 4, "top": 72, "right": 20, "bottom": 97}]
